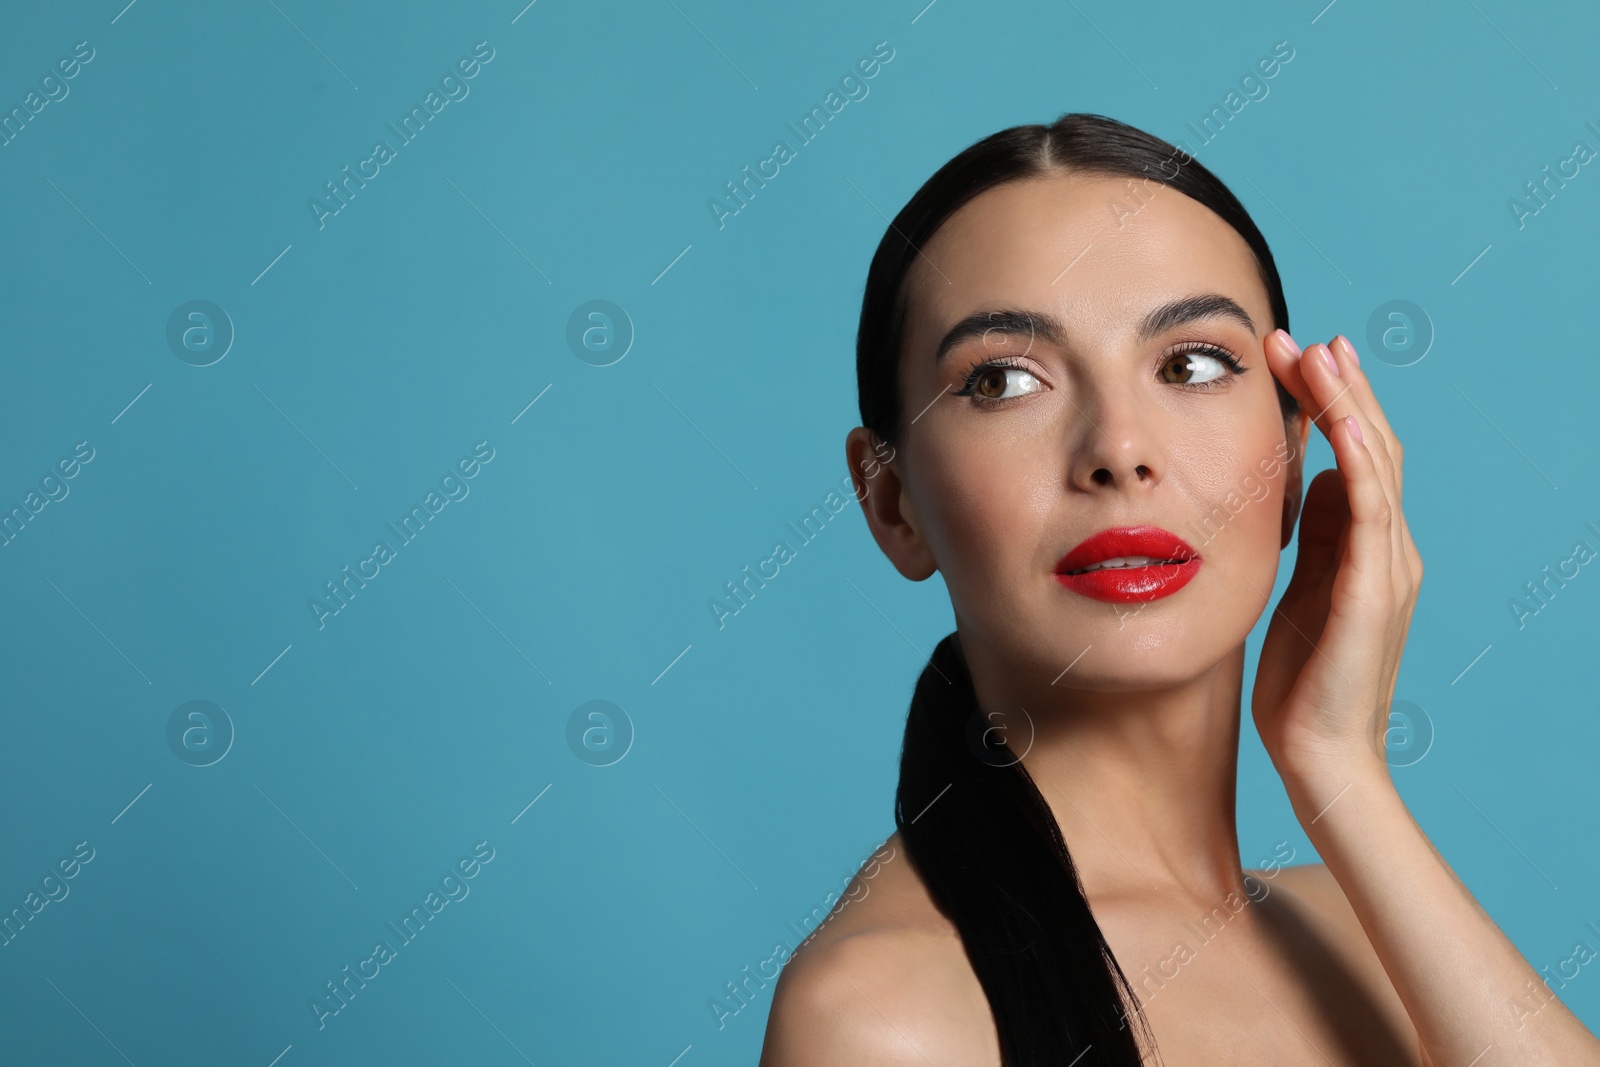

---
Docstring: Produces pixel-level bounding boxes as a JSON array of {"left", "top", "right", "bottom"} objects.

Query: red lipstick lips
[{"left": 1052, "top": 525, "right": 1201, "bottom": 604}]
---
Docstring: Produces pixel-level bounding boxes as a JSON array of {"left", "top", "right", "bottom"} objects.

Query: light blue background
[{"left": 2, "top": 0, "right": 1597, "bottom": 1063}]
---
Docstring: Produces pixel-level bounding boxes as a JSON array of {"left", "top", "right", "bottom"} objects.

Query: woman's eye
[
  {"left": 1160, "top": 349, "right": 1235, "bottom": 387},
  {"left": 957, "top": 361, "right": 1044, "bottom": 404}
]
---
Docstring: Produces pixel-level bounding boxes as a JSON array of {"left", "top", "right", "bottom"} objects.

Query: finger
[
  {"left": 1265, "top": 330, "right": 1327, "bottom": 469},
  {"left": 1301, "top": 340, "right": 1409, "bottom": 599},
  {"left": 1301, "top": 341, "right": 1402, "bottom": 510},
  {"left": 1265, "top": 328, "right": 1317, "bottom": 419},
  {"left": 1321, "top": 336, "right": 1412, "bottom": 598},
  {"left": 1270, "top": 332, "right": 1415, "bottom": 603},
  {"left": 1327, "top": 335, "right": 1403, "bottom": 501},
  {"left": 1318, "top": 337, "right": 1408, "bottom": 601},
  {"left": 1299, "top": 341, "right": 1363, "bottom": 438},
  {"left": 1330, "top": 336, "right": 1400, "bottom": 458},
  {"left": 1268, "top": 333, "right": 1365, "bottom": 463},
  {"left": 1329, "top": 412, "right": 1395, "bottom": 602}
]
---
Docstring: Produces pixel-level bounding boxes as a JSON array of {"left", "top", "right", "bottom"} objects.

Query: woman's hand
[
  {"left": 1250, "top": 331, "right": 1424, "bottom": 792},
  {"left": 1247, "top": 332, "right": 1600, "bottom": 1064}
]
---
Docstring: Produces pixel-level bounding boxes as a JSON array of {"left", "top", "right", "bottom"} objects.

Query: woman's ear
[
  {"left": 845, "top": 426, "right": 938, "bottom": 581},
  {"left": 1279, "top": 411, "right": 1312, "bottom": 549}
]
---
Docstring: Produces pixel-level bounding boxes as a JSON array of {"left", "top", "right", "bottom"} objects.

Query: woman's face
[{"left": 853, "top": 172, "right": 1307, "bottom": 693}]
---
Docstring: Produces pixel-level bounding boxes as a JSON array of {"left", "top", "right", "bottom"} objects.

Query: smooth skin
[{"left": 759, "top": 173, "right": 1600, "bottom": 1065}]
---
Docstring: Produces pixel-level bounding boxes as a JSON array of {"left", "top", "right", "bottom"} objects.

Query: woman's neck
[{"left": 962, "top": 635, "right": 1253, "bottom": 909}]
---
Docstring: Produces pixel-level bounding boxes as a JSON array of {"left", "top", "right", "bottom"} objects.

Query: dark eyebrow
[
  {"left": 932, "top": 309, "right": 1067, "bottom": 364},
  {"left": 932, "top": 294, "right": 1258, "bottom": 364},
  {"left": 1134, "top": 293, "right": 1258, "bottom": 344}
]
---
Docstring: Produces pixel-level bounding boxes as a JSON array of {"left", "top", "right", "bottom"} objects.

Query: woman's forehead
[{"left": 904, "top": 173, "right": 1269, "bottom": 349}]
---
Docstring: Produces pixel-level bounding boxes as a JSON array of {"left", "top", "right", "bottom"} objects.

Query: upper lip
[{"left": 1054, "top": 525, "right": 1199, "bottom": 574}]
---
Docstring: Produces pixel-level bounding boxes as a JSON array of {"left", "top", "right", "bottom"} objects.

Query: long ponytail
[{"left": 894, "top": 631, "right": 1159, "bottom": 1065}]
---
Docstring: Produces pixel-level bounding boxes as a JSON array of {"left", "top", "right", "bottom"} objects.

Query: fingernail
[
  {"left": 1340, "top": 335, "right": 1360, "bottom": 367},
  {"left": 1344, "top": 415, "right": 1363, "bottom": 444},
  {"left": 1322, "top": 346, "right": 1341, "bottom": 378},
  {"left": 1276, "top": 329, "right": 1301, "bottom": 357}
]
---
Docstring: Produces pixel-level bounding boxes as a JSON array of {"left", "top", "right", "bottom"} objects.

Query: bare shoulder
[
  {"left": 1259, "top": 860, "right": 1360, "bottom": 928},
  {"left": 1252, "top": 860, "right": 1378, "bottom": 955},
  {"left": 1253, "top": 860, "right": 1422, "bottom": 1046},
  {"left": 759, "top": 832, "right": 1000, "bottom": 1067}
]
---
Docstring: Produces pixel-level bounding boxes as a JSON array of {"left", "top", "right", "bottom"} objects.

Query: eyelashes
[
  {"left": 952, "top": 355, "right": 1041, "bottom": 406},
  {"left": 951, "top": 342, "right": 1249, "bottom": 408},
  {"left": 1160, "top": 342, "right": 1248, "bottom": 389}
]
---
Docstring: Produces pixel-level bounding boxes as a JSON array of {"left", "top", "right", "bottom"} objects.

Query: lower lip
[{"left": 1053, "top": 559, "right": 1201, "bottom": 603}]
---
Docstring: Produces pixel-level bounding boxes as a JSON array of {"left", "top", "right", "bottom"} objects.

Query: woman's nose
[{"left": 1068, "top": 382, "right": 1166, "bottom": 492}]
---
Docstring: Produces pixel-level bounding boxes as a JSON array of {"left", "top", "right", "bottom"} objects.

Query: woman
[{"left": 758, "top": 113, "right": 1600, "bottom": 1065}]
